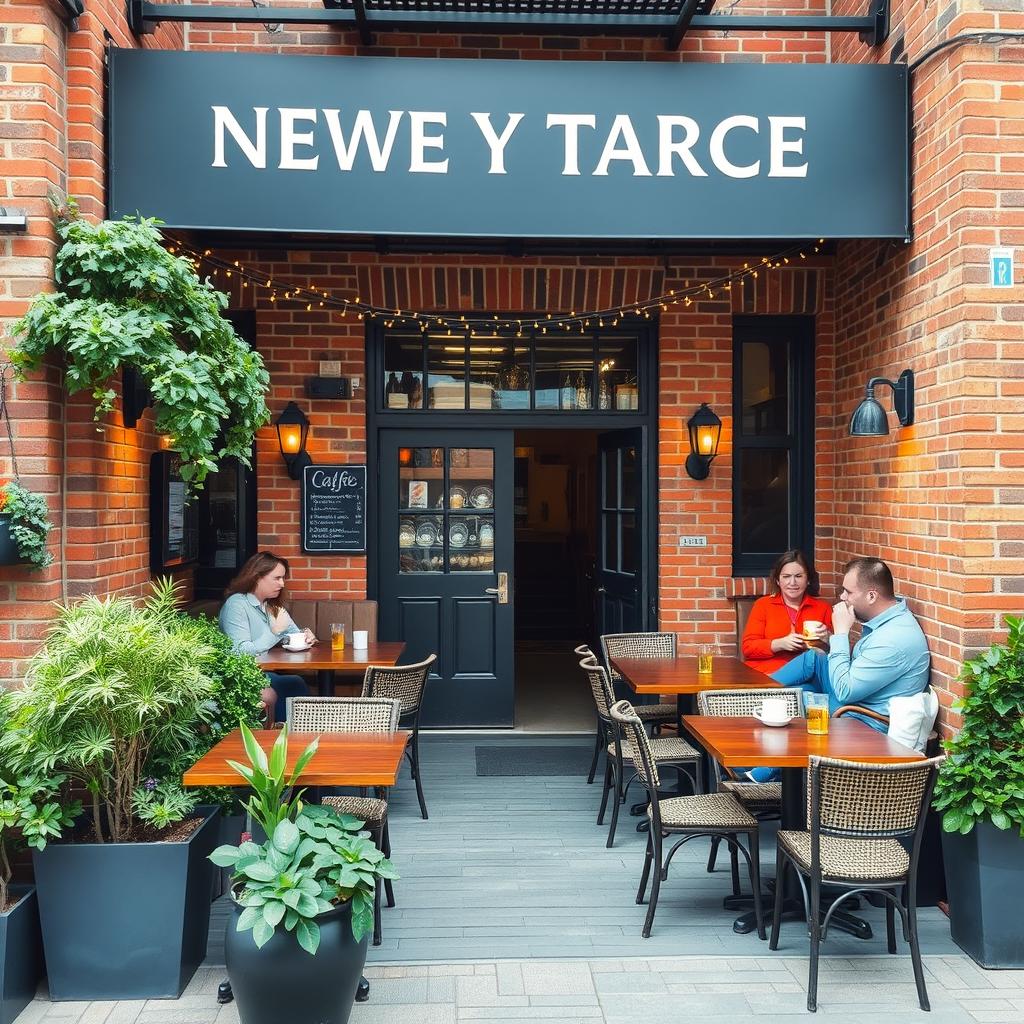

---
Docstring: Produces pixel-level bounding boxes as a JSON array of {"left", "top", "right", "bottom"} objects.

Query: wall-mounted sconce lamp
[
  {"left": 685, "top": 403, "right": 722, "bottom": 480},
  {"left": 275, "top": 401, "right": 312, "bottom": 479},
  {"left": 849, "top": 369, "right": 915, "bottom": 436}
]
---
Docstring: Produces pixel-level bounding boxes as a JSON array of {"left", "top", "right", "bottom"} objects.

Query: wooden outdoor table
[
  {"left": 183, "top": 729, "right": 410, "bottom": 788},
  {"left": 610, "top": 655, "right": 775, "bottom": 698},
  {"left": 184, "top": 728, "right": 408, "bottom": 1006},
  {"left": 259, "top": 641, "right": 407, "bottom": 697},
  {"left": 681, "top": 714, "right": 924, "bottom": 939}
]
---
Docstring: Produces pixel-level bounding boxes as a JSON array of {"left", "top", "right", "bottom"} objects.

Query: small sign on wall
[
  {"left": 990, "top": 248, "right": 1014, "bottom": 288},
  {"left": 301, "top": 464, "right": 367, "bottom": 553},
  {"left": 678, "top": 536, "right": 708, "bottom": 547}
]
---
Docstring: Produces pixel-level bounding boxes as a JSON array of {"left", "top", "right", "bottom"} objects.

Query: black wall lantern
[
  {"left": 849, "top": 369, "right": 915, "bottom": 436},
  {"left": 275, "top": 401, "right": 311, "bottom": 479},
  {"left": 685, "top": 403, "right": 722, "bottom": 480}
]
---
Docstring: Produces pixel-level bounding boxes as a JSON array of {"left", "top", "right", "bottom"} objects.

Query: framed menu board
[
  {"left": 150, "top": 451, "right": 199, "bottom": 572},
  {"left": 301, "top": 464, "right": 367, "bottom": 554}
]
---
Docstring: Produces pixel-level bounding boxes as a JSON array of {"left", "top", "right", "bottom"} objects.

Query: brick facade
[{"left": 1, "top": 1, "right": 1021, "bottom": 732}]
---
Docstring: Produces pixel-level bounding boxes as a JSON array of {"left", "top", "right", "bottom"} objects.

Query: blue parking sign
[{"left": 990, "top": 248, "right": 1014, "bottom": 288}]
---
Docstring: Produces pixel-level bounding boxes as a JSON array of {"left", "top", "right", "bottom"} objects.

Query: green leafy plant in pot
[
  {"left": 210, "top": 724, "right": 397, "bottom": 1024},
  {"left": 933, "top": 615, "right": 1024, "bottom": 967},
  {"left": 0, "top": 692, "right": 79, "bottom": 1024},
  {"left": 0, "top": 578, "right": 225, "bottom": 999},
  {"left": 0, "top": 481, "right": 53, "bottom": 571}
]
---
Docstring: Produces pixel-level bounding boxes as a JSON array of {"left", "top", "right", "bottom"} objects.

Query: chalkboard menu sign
[{"left": 301, "top": 464, "right": 367, "bottom": 554}]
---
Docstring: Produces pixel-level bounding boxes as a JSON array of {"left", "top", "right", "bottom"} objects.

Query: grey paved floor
[{"left": 19, "top": 734, "right": 1002, "bottom": 1023}]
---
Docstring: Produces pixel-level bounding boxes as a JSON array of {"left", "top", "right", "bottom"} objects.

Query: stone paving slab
[{"left": 18, "top": 956, "right": 1024, "bottom": 1023}]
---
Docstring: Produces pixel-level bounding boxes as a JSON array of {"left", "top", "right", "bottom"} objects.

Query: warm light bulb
[
  {"left": 279, "top": 426, "right": 302, "bottom": 454},
  {"left": 699, "top": 429, "right": 714, "bottom": 453}
]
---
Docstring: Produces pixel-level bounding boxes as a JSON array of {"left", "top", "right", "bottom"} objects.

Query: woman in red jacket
[{"left": 742, "top": 549, "right": 832, "bottom": 675}]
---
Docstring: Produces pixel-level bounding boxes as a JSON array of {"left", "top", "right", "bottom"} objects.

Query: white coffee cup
[
  {"left": 755, "top": 697, "right": 791, "bottom": 725},
  {"left": 353, "top": 629, "right": 369, "bottom": 650},
  {"left": 802, "top": 619, "right": 824, "bottom": 639},
  {"left": 284, "top": 633, "right": 308, "bottom": 651}
]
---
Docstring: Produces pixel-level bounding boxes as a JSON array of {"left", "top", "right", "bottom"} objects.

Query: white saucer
[
  {"left": 753, "top": 715, "right": 792, "bottom": 728},
  {"left": 284, "top": 642, "right": 311, "bottom": 652}
]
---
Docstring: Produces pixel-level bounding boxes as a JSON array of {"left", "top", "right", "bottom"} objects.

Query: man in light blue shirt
[
  {"left": 743, "top": 558, "right": 930, "bottom": 783},
  {"left": 771, "top": 556, "right": 931, "bottom": 728}
]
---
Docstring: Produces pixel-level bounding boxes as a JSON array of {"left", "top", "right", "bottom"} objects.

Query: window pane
[
  {"left": 602, "top": 449, "right": 617, "bottom": 509},
  {"left": 603, "top": 511, "right": 618, "bottom": 572},
  {"left": 468, "top": 341, "right": 504, "bottom": 410},
  {"left": 741, "top": 338, "right": 789, "bottom": 435},
  {"left": 400, "top": 447, "right": 444, "bottom": 510},
  {"left": 534, "top": 340, "right": 594, "bottom": 410},
  {"left": 620, "top": 447, "right": 637, "bottom": 511},
  {"left": 400, "top": 514, "right": 443, "bottom": 572},
  {"left": 450, "top": 449, "right": 493, "bottom": 510},
  {"left": 738, "top": 449, "right": 790, "bottom": 553},
  {"left": 494, "top": 341, "right": 531, "bottom": 410},
  {"left": 384, "top": 335, "right": 424, "bottom": 409},
  {"left": 598, "top": 337, "right": 639, "bottom": 411},
  {"left": 620, "top": 513, "right": 636, "bottom": 575},
  {"left": 449, "top": 513, "right": 494, "bottom": 573},
  {"left": 428, "top": 339, "right": 466, "bottom": 409}
]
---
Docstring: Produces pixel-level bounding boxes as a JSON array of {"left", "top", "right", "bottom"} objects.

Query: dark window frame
[{"left": 731, "top": 315, "right": 815, "bottom": 577}]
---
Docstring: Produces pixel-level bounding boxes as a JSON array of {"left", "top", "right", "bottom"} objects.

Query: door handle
[
  {"left": 484, "top": 571, "right": 509, "bottom": 604},
  {"left": 596, "top": 586, "right": 606, "bottom": 594}
]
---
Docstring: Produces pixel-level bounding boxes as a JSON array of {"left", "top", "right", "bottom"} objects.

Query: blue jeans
[
  {"left": 738, "top": 652, "right": 831, "bottom": 783},
  {"left": 265, "top": 672, "right": 309, "bottom": 723}
]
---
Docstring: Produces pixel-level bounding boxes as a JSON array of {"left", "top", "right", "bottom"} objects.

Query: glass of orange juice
[
  {"left": 805, "top": 692, "right": 829, "bottom": 735},
  {"left": 331, "top": 623, "right": 346, "bottom": 650}
]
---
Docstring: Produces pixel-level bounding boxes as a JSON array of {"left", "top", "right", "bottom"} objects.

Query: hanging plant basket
[{"left": 0, "top": 514, "right": 24, "bottom": 566}]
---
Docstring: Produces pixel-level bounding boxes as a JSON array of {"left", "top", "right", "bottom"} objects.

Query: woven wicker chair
[
  {"left": 609, "top": 699, "right": 765, "bottom": 939},
  {"left": 360, "top": 654, "right": 436, "bottom": 819},
  {"left": 580, "top": 656, "right": 703, "bottom": 848},
  {"left": 769, "top": 754, "right": 944, "bottom": 1012},
  {"left": 285, "top": 695, "right": 402, "bottom": 947},
  {"left": 697, "top": 688, "right": 805, "bottom": 888}
]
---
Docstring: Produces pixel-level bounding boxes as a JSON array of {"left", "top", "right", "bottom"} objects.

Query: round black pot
[
  {"left": 225, "top": 899, "right": 368, "bottom": 1024},
  {"left": 0, "top": 518, "right": 25, "bottom": 567}
]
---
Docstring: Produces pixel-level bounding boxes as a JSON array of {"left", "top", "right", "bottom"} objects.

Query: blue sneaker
[{"left": 741, "top": 767, "right": 781, "bottom": 784}]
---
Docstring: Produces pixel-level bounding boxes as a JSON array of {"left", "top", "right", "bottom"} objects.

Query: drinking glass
[
  {"left": 331, "top": 623, "right": 346, "bottom": 651},
  {"left": 805, "top": 692, "right": 830, "bottom": 735},
  {"left": 697, "top": 644, "right": 715, "bottom": 676}
]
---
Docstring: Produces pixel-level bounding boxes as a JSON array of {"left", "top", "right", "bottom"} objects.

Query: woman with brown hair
[
  {"left": 741, "top": 548, "right": 832, "bottom": 675},
  {"left": 219, "top": 552, "right": 314, "bottom": 722}
]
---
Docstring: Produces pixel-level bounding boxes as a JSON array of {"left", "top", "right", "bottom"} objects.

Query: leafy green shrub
[
  {"left": 9, "top": 203, "right": 270, "bottom": 491},
  {"left": 0, "top": 480, "right": 53, "bottom": 569},
  {"left": 933, "top": 615, "right": 1024, "bottom": 837},
  {"left": 210, "top": 725, "right": 398, "bottom": 952},
  {"left": 1, "top": 578, "right": 216, "bottom": 842}
]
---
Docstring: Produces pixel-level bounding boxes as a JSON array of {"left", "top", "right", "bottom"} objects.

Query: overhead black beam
[
  {"left": 668, "top": 0, "right": 704, "bottom": 50},
  {"left": 350, "top": 0, "right": 373, "bottom": 46},
  {"left": 128, "top": 4, "right": 884, "bottom": 44}
]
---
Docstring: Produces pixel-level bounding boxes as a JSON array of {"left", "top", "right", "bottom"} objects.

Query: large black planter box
[
  {"left": 1, "top": 886, "right": 43, "bottom": 1024},
  {"left": 942, "top": 820, "right": 1024, "bottom": 968},
  {"left": 0, "top": 518, "right": 24, "bottom": 567},
  {"left": 33, "top": 807, "right": 219, "bottom": 1000}
]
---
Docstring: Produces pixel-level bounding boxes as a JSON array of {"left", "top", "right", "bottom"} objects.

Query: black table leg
[
  {"left": 356, "top": 977, "right": 370, "bottom": 1001},
  {"left": 317, "top": 669, "right": 334, "bottom": 697}
]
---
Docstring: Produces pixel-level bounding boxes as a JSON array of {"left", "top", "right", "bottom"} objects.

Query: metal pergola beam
[{"left": 127, "top": 3, "right": 889, "bottom": 47}]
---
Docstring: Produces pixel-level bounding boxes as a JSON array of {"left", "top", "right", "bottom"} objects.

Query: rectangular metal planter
[
  {"left": 0, "top": 518, "right": 24, "bottom": 567},
  {"left": 1, "top": 886, "right": 43, "bottom": 1024},
  {"left": 32, "top": 806, "right": 219, "bottom": 1000},
  {"left": 942, "top": 820, "right": 1024, "bottom": 968}
]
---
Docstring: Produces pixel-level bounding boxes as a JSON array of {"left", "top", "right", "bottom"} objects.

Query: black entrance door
[
  {"left": 596, "top": 428, "right": 648, "bottom": 636},
  {"left": 379, "top": 430, "right": 514, "bottom": 726}
]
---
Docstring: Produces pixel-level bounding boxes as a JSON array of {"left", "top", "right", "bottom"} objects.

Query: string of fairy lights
[{"left": 163, "top": 236, "right": 824, "bottom": 336}]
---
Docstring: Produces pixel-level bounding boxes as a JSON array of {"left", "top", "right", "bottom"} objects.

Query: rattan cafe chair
[
  {"left": 609, "top": 699, "right": 766, "bottom": 939},
  {"left": 600, "top": 633, "right": 678, "bottom": 723},
  {"left": 579, "top": 656, "right": 704, "bottom": 848},
  {"left": 574, "top": 643, "right": 607, "bottom": 784},
  {"left": 285, "top": 695, "right": 402, "bottom": 947},
  {"left": 697, "top": 687, "right": 805, "bottom": 886},
  {"left": 360, "top": 654, "right": 437, "bottom": 820},
  {"left": 769, "top": 754, "right": 944, "bottom": 1012}
]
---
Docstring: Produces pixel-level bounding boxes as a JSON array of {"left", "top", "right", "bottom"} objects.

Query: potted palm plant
[
  {"left": 0, "top": 579, "right": 225, "bottom": 1000},
  {"left": 934, "top": 615, "right": 1024, "bottom": 968},
  {"left": 210, "top": 724, "right": 397, "bottom": 1024},
  {"left": 0, "top": 694, "right": 79, "bottom": 1024}
]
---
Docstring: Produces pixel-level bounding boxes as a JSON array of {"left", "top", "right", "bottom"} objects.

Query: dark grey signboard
[
  {"left": 301, "top": 465, "right": 367, "bottom": 554},
  {"left": 108, "top": 49, "right": 909, "bottom": 240}
]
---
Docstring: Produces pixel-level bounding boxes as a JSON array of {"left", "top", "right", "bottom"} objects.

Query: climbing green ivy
[{"left": 9, "top": 204, "right": 270, "bottom": 490}]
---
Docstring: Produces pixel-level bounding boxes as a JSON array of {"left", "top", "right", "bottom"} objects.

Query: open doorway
[{"left": 512, "top": 429, "right": 600, "bottom": 732}]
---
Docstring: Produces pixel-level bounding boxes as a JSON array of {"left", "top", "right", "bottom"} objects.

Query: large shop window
[
  {"left": 731, "top": 316, "right": 815, "bottom": 577},
  {"left": 381, "top": 332, "right": 641, "bottom": 413}
]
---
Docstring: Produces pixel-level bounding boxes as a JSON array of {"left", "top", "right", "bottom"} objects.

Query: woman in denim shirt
[{"left": 219, "top": 552, "right": 313, "bottom": 722}]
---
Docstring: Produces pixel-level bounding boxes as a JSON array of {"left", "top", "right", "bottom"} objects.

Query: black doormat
[{"left": 474, "top": 745, "right": 593, "bottom": 777}]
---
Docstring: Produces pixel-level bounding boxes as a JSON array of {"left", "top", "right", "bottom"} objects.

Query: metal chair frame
[{"left": 769, "top": 754, "right": 944, "bottom": 1012}]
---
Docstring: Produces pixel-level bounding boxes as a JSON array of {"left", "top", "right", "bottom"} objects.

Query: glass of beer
[
  {"left": 697, "top": 644, "right": 715, "bottom": 676},
  {"left": 331, "top": 622, "right": 346, "bottom": 651},
  {"left": 805, "top": 692, "right": 829, "bottom": 735}
]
